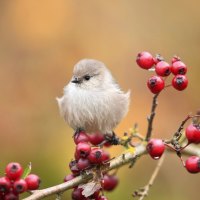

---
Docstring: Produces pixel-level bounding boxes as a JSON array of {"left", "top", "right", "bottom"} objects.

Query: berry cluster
[
  {"left": 64, "top": 131, "right": 119, "bottom": 200},
  {"left": 136, "top": 51, "right": 188, "bottom": 94},
  {"left": 0, "top": 162, "right": 40, "bottom": 200},
  {"left": 146, "top": 122, "right": 200, "bottom": 173}
]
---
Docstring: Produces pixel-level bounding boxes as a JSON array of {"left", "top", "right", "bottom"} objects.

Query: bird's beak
[{"left": 71, "top": 77, "right": 81, "bottom": 84}]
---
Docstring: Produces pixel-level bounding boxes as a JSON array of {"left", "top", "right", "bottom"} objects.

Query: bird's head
[{"left": 71, "top": 59, "right": 113, "bottom": 90}]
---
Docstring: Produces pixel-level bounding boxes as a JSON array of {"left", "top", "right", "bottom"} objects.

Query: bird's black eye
[{"left": 84, "top": 75, "right": 91, "bottom": 81}]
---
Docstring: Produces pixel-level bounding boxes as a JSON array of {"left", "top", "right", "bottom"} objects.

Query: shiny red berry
[
  {"left": 5, "top": 163, "right": 23, "bottom": 181},
  {"left": 185, "top": 156, "right": 200, "bottom": 173},
  {"left": 25, "top": 174, "right": 40, "bottom": 190},
  {"left": 69, "top": 160, "right": 80, "bottom": 176},
  {"left": 64, "top": 174, "right": 75, "bottom": 182},
  {"left": 147, "top": 139, "right": 165, "bottom": 159},
  {"left": 171, "top": 61, "right": 187, "bottom": 75},
  {"left": 172, "top": 75, "right": 188, "bottom": 91},
  {"left": 77, "top": 158, "right": 91, "bottom": 170},
  {"left": 13, "top": 179, "right": 27, "bottom": 194},
  {"left": 88, "top": 148, "right": 108, "bottom": 164},
  {"left": 72, "top": 188, "right": 87, "bottom": 200},
  {"left": 155, "top": 61, "right": 171, "bottom": 77},
  {"left": 147, "top": 76, "right": 165, "bottom": 94},
  {"left": 171, "top": 55, "right": 181, "bottom": 64},
  {"left": 0, "top": 177, "right": 11, "bottom": 193},
  {"left": 76, "top": 142, "right": 91, "bottom": 158},
  {"left": 186, "top": 124, "right": 200, "bottom": 144},
  {"left": 74, "top": 131, "right": 89, "bottom": 145},
  {"left": 136, "top": 51, "right": 155, "bottom": 69},
  {"left": 4, "top": 192, "right": 19, "bottom": 200},
  {"left": 88, "top": 133, "right": 105, "bottom": 145},
  {"left": 103, "top": 174, "right": 118, "bottom": 191}
]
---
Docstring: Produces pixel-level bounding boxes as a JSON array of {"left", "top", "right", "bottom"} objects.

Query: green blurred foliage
[{"left": 0, "top": 1, "right": 199, "bottom": 199}]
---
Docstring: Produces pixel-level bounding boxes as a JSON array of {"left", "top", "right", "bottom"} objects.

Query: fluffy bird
[{"left": 57, "top": 59, "right": 130, "bottom": 136}]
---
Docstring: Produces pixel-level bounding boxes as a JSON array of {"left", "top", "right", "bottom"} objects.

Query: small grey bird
[{"left": 57, "top": 59, "right": 130, "bottom": 136}]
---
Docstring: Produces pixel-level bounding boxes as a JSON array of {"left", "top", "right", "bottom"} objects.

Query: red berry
[
  {"left": 88, "top": 148, "right": 107, "bottom": 164},
  {"left": 172, "top": 75, "right": 188, "bottom": 91},
  {"left": 71, "top": 188, "right": 87, "bottom": 200},
  {"left": 5, "top": 163, "right": 23, "bottom": 181},
  {"left": 171, "top": 61, "right": 187, "bottom": 75},
  {"left": 146, "top": 139, "right": 165, "bottom": 159},
  {"left": 136, "top": 51, "right": 155, "bottom": 69},
  {"left": 186, "top": 124, "right": 200, "bottom": 144},
  {"left": 13, "top": 179, "right": 27, "bottom": 194},
  {"left": 171, "top": 55, "right": 181, "bottom": 64},
  {"left": 76, "top": 142, "right": 91, "bottom": 158},
  {"left": 147, "top": 76, "right": 165, "bottom": 94},
  {"left": 102, "top": 174, "right": 118, "bottom": 191},
  {"left": 69, "top": 160, "right": 80, "bottom": 176},
  {"left": 25, "top": 174, "right": 40, "bottom": 190},
  {"left": 185, "top": 156, "right": 200, "bottom": 173},
  {"left": 77, "top": 158, "right": 91, "bottom": 170},
  {"left": 4, "top": 193, "right": 19, "bottom": 200},
  {"left": 64, "top": 174, "right": 75, "bottom": 182},
  {"left": 0, "top": 177, "right": 11, "bottom": 193},
  {"left": 155, "top": 61, "right": 171, "bottom": 77},
  {"left": 88, "top": 133, "right": 105, "bottom": 146},
  {"left": 74, "top": 131, "right": 89, "bottom": 145}
]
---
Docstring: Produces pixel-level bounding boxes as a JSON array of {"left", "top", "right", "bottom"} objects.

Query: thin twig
[
  {"left": 133, "top": 154, "right": 165, "bottom": 200},
  {"left": 145, "top": 93, "right": 160, "bottom": 141},
  {"left": 23, "top": 144, "right": 200, "bottom": 200}
]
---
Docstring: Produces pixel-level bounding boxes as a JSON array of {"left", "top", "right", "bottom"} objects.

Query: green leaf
[{"left": 22, "top": 162, "right": 32, "bottom": 179}]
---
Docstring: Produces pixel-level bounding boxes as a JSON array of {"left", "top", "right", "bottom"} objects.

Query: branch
[
  {"left": 145, "top": 93, "right": 160, "bottom": 141},
  {"left": 133, "top": 154, "right": 165, "bottom": 200},
  {"left": 23, "top": 143, "right": 200, "bottom": 200}
]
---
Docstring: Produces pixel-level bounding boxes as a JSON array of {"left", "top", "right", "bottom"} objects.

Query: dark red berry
[
  {"left": 136, "top": 51, "right": 155, "bottom": 69},
  {"left": 69, "top": 160, "right": 80, "bottom": 176},
  {"left": 74, "top": 131, "right": 89, "bottom": 145},
  {"left": 102, "top": 174, "right": 118, "bottom": 191},
  {"left": 88, "top": 133, "right": 105, "bottom": 146},
  {"left": 5, "top": 163, "right": 23, "bottom": 181},
  {"left": 25, "top": 174, "right": 40, "bottom": 190},
  {"left": 4, "top": 193, "right": 19, "bottom": 200},
  {"left": 76, "top": 142, "right": 91, "bottom": 158},
  {"left": 13, "top": 179, "right": 27, "bottom": 194},
  {"left": 0, "top": 177, "right": 11, "bottom": 193},
  {"left": 171, "top": 61, "right": 187, "bottom": 75},
  {"left": 77, "top": 158, "right": 91, "bottom": 170},
  {"left": 64, "top": 174, "right": 75, "bottom": 182},
  {"left": 155, "top": 61, "right": 171, "bottom": 77},
  {"left": 172, "top": 75, "right": 188, "bottom": 91},
  {"left": 186, "top": 124, "right": 200, "bottom": 144},
  {"left": 185, "top": 156, "right": 200, "bottom": 174},
  {"left": 171, "top": 55, "right": 181, "bottom": 64},
  {"left": 88, "top": 148, "right": 107, "bottom": 164},
  {"left": 147, "top": 76, "right": 165, "bottom": 94},
  {"left": 72, "top": 188, "right": 87, "bottom": 200},
  {"left": 146, "top": 139, "right": 165, "bottom": 159}
]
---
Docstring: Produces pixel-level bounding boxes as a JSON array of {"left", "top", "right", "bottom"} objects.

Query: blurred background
[{"left": 0, "top": 0, "right": 199, "bottom": 199}]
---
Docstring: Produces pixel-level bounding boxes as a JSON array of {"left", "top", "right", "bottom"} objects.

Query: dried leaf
[{"left": 78, "top": 181, "right": 101, "bottom": 197}]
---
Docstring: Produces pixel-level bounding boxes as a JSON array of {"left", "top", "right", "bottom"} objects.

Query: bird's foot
[
  {"left": 73, "top": 128, "right": 84, "bottom": 138},
  {"left": 105, "top": 132, "right": 120, "bottom": 145}
]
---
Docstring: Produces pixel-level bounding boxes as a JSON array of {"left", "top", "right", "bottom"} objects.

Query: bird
[{"left": 57, "top": 59, "right": 130, "bottom": 138}]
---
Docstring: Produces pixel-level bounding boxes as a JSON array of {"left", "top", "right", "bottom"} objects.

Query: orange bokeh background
[{"left": 0, "top": 1, "right": 199, "bottom": 199}]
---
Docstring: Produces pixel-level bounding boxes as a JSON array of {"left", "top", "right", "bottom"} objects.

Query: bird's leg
[
  {"left": 105, "top": 131, "right": 120, "bottom": 145},
  {"left": 73, "top": 128, "right": 84, "bottom": 139}
]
